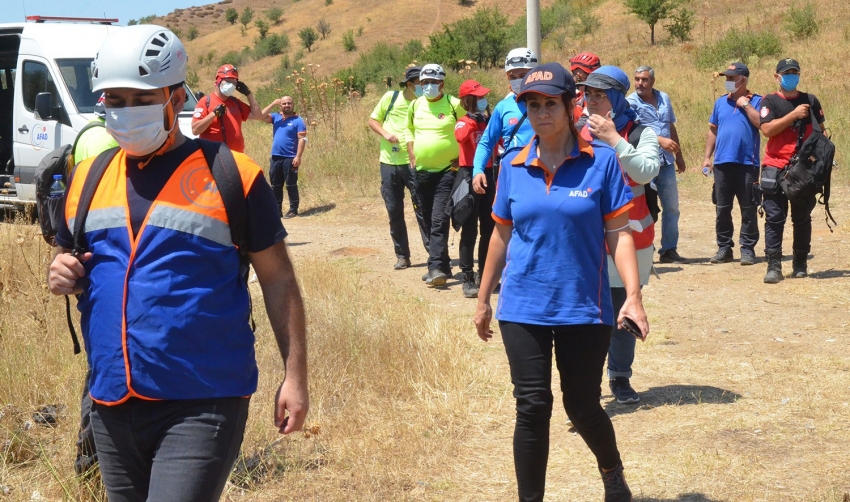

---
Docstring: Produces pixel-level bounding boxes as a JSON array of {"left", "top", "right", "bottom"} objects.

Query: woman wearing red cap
[{"left": 474, "top": 62, "right": 647, "bottom": 502}]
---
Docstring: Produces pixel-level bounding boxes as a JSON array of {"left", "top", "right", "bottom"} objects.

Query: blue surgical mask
[
  {"left": 509, "top": 78, "right": 523, "bottom": 95},
  {"left": 423, "top": 83, "right": 441, "bottom": 99},
  {"left": 477, "top": 98, "right": 488, "bottom": 111},
  {"left": 414, "top": 84, "right": 424, "bottom": 97},
  {"left": 780, "top": 74, "right": 800, "bottom": 91}
]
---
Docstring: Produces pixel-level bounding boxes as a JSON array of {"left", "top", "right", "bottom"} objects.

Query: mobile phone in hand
[{"left": 621, "top": 317, "right": 643, "bottom": 340}]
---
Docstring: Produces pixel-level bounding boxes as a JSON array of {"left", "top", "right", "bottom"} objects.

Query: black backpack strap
[
  {"left": 70, "top": 120, "right": 106, "bottom": 159},
  {"left": 382, "top": 91, "right": 399, "bottom": 123},
  {"left": 67, "top": 146, "right": 120, "bottom": 355},
  {"left": 446, "top": 94, "right": 457, "bottom": 121},
  {"left": 506, "top": 112, "right": 527, "bottom": 150},
  {"left": 627, "top": 124, "right": 646, "bottom": 149},
  {"left": 197, "top": 139, "right": 255, "bottom": 331}
]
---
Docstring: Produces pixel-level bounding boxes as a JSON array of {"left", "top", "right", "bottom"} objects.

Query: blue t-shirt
[
  {"left": 271, "top": 113, "right": 307, "bottom": 158},
  {"left": 491, "top": 136, "right": 634, "bottom": 326},
  {"left": 627, "top": 89, "right": 676, "bottom": 165},
  {"left": 472, "top": 93, "right": 533, "bottom": 176},
  {"left": 709, "top": 94, "right": 762, "bottom": 167}
]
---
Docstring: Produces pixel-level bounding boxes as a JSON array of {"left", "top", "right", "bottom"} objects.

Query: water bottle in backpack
[{"left": 49, "top": 174, "right": 65, "bottom": 199}]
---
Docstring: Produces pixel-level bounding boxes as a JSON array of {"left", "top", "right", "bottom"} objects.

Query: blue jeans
[
  {"left": 655, "top": 163, "right": 680, "bottom": 253},
  {"left": 607, "top": 287, "right": 635, "bottom": 379}
]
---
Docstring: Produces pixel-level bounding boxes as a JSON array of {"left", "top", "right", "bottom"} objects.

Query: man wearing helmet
[
  {"left": 191, "top": 64, "right": 264, "bottom": 153},
  {"left": 47, "top": 26, "right": 308, "bottom": 500}
]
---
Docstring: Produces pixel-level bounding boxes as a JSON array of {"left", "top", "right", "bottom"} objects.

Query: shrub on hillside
[
  {"left": 325, "top": 0, "right": 333, "bottom": 5},
  {"left": 426, "top": 7, "right": 511, "bottom": 71},
  {"left": 240, "top": 6, "right": 254, "bottom": 28},
  {"left": 186, "top": 25, "right": 199, "bottom": 41},
  {"left": 220, "top": 50, "right": 247, "bottom": 68},
  {"left": 572, "top": 7, "right": 600, "bottom": 37},
  {"left": 784, "top": 3, "right": 818, "bottom": 40},
  {"left": 342, "top": 30, "right": 356, "bottom": 52},
  {"left": 317, "top": 19, "right": 332, "bottom": 40},
  {"left": 664, "top": 7, "right": 694, "bottom": 43},
  {"left": 696, "top": 29, "right": 782, "bottom": 69},
  {"left": 255, "top": 19, "right": 269, "bottom": 39},
  {"left": 300, "top": 27, "right": 319, "bottom": 52},
  {"left": 266, "top": 7, "right": 283, "bottom": 25},
  {"left": 225, "top": 8, "right": 238, "bottom": 25},
  {"left": 254, "top": 33, "right": 289, "bottom": 59}
]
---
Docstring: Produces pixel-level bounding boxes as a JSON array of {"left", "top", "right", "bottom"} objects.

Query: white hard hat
[
  {"left": 420, "top": 63, "right": 446, "bottom": 81},
  {"left": 92, "top": 25, "right": 187, "bottom": 92},
  {"left": 504, "top": 48, "right": 538, "bottom": 72}
]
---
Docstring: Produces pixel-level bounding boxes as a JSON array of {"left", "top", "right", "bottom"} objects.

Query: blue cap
[{"left": 515, "top": 62, "right": 576, "bottom": 102}]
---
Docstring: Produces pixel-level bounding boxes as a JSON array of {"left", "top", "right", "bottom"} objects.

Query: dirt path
[{"left": 281, "top": 182, "right": 850, "bottom": 501}]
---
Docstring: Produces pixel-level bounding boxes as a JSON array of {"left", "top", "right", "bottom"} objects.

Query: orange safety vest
[{"left": 618, "top": 123, "right": 655, "bottom": 250}]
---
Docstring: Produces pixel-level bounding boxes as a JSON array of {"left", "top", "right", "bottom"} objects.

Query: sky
[{"left": 0, "top": 0, "right": 206, "bottom": 25}]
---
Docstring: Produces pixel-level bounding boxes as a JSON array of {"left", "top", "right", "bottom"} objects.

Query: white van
[{"left": 0, "top": 16, "right": 197, "bottom": 208}]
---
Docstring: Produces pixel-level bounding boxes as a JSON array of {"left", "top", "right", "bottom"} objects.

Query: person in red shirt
[
  {"left": 191, "top": 64, "right": 264, "bottom": 153},
  {"left": 454, "top": 79, "right": 492, "bottom": 298},
  {"left": 570, "top": 52, "right": 601, "bottom": 128}
]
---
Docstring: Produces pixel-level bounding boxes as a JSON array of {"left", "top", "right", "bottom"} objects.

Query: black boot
[
  {"left": 462, "top": 272, "right": 479, "bottom": 298},
  {"left": 791, "top": 251, "right": 808, "bottom": 278},
  {"left": 763, "top": 249, "right": 783, "bottom": 284}
]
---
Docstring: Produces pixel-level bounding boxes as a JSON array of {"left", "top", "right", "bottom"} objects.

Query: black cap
[
  {"left": 577, "top": 71, "right": 628, "bottom": 94},
  {"left": 400, "top": 66, "right": 422, "bottom": 86},
  {"left": 516, "top": 62, "right": 576, "bottom": 102},
  {"left": 776, "top": 58, "right": 800, "bottom": 73},
  {"left": 719, "top": 62, "right": 749, "bottom": 77}
]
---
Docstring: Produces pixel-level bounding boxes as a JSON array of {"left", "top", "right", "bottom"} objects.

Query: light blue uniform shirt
[
  {"left": 472, "top": 94, "right": 534, "bottom": 177},
  {"left": 627, "top": 89, "right": 677, "bottom": 166}
]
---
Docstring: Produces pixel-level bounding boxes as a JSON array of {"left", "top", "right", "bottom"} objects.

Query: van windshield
[{"left": 56, "top": 58, "right": 97, "bottom": 114}]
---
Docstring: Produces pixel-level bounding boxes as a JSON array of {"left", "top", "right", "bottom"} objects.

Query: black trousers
[
  {"left": 270, "top": 156, "right": 299, "bottom": 214},
  {"left": 713, "top": 163, "right": 759, "bottom": 252},
  {"left": 762, "top": 184, "right": 817, "bottom": 254},
  {"left": 458, "top": 168, "right": 496, "bottom": 274},
  {"left": 380, "top": 163, "right": 428, "bottom": 259},
  {"left": 415, "top": 168, "right": 455, "bottom": 274},
  {"left": 500, "top": 322, "right": 621, "bottom": 502},
  {"left": 76, "top": 369, "right": 97, "bottom": 475}
]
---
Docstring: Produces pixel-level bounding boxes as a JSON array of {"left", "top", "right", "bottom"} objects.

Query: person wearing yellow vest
[
  {"left": 579, "top": 66, "right": 660, "bottom": 405},
  {"left": 73, "top": 94, "right": 118, "bottom": 165},
  {"left": 407, "top": 63, "right": 465, "bottom": 287},
  {"left": 46, "top": 26, "right": 308, "bottom": 501}
]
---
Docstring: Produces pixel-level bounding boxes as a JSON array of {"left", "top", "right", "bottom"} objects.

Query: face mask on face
[
  {"left": 219, "top": 81, "right": 236, "bottom": 97},
  {"left": 509, "top": 78, "right": 523, "bottom": 95},
  {"left": 422, "top": 83, "right": 441, "bottom": 99},
  {"left": 724, "top": 79, "right": 741, "bottom": 93},
  {"left": 780, "top": 74, "right": 800, "bottom": 91},
  {"left": 414, "top": 84, "right": 424, "bottom": 98},
  {"left": 477, "top": 98, "right": 488, "bottom": 111},
  {"left": 106, "top": 99, "right": 177, "bottom": 157}
]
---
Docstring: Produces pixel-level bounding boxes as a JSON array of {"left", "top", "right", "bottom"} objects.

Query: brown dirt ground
[{"left": 278, "top": 180, "right": 850, "bottom": 501}]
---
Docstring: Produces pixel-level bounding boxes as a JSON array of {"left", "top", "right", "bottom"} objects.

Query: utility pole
[{"left": 527, "top": 0, "right": 541, "bottom": 59}]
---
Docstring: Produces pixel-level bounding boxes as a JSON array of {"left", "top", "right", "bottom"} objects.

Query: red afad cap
[
  {"left": 215, "top": 64, "right": 239, "bottom": 84},
  {"left": 569, "top": 52, "right": 601, "bottom": 73},
  {"left": 459, "top": 79, "right": 491, "bottom": 98}
]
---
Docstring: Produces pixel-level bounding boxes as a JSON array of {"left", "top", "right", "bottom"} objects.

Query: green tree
[
  {"left": 299, "top": 27, "right": 319, "bottom": 51},
  {"left": 225, "top": 7, "right": 238, "bottom": 25},
  {"left": 342, "top": 29, "right": 356, "bottom": 52},
  {"left": 425, "top": 7, "right": 510, "bottom": 70},
  {"left": 128, "top": 19, "right": 138, "bottom": 26},
  {"left": 266, "top": 7, "right": 284, "bottom": 25},
  {"left": 255, "top": 19, "right": 269, "bottom": 39},
  {"left": 664, "top": 7, "right": 694, "bottom": 42},
  {"left": 186, "top": 25, "right": 199, "bottom": 41},
  {"left": 624, "top": 0, "right": 676, "bottom": 45},
  {"left": 240, "top": 6, "right": 254, "bottom": 28}
]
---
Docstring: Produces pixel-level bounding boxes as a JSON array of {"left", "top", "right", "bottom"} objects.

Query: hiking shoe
[
  {"left": 710, "top": 247, "right": 733, "bottom": 264},
  {"left": 394, "top": 257, "right": 411, "bottom": 270},
  {"left": 609, "top": 377, "right": 640, "bottom": 404},
  {"left": 474, "top": 272, "right": 482, "bottom": 288},
  {"left": 764, "top": 249, "right": 783, "bottom": 284},
  {"left": 421, "top": 273, "right": 428, "bottom": 281},
  {"left": 600, "top": 464, "right": 633, "bottom": 502},
  {"left": 659, "top": 248, "right": 686, "bottom": 264},
  {"left": 283, "top": 210, "right": 298, "bottom": 219},
  {"left": 740, "top": 249, "right": 756, "bottom": 266},
  {"left": 791, "top": 251, "right": 808, "bottom": 278},
  {"left": 462, "top": 272, "right": 479, "bottom": 298},
  {"left": 424, "top": 269, "right": 447, "bottom": 287}
]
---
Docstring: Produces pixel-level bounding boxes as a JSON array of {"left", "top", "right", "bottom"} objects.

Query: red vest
[{"left": 618, "top": 123, "right": 655, "bottom": 250}]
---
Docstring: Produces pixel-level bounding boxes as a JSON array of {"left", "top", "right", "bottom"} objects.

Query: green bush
[
  {"left": 325, "top": 0, "right": 333, "bottom": 5},
  {"left": 664, "top": 7, "right": 694, "bottom": 42},
  {"left": 225, "top": 8, "right": 238, "bottom": 25},
  {"left": 696, "top": 29, "right": 782, "bottom": 69},
  {"left": 186, "top": 25, "right": 199, "bottom": 41},
  {"left": 240, "top": 6, "right": 254, "bottom": 28},
  {"left": 784, "top": 3, "right": 818, "bottom": 40},
  {"left": 186, "top": 69, "right": 199, "bottom": 89},
  {"left": 255, "top": 19, "right": 269, "bottom": 39},
  {"left": 266, "top": 7, "right": 283, "bottom": 25},
  {"left": 425, "top": 7, "right": 511, "bottom": 71},
  {"left": 255, "top": 33, "right": 289, "bottom": 59},
  {"left": 572, "top": 7, "right": 600, "bottom": 37},
  {"left": 342, "top": 29, "right": 357, "bottom": 52},
  {"left": 299, "top": 27, "right": 319, "bottom": 52},
  {"left": 220, "top": 50, "right": 247, "bottom": 68}
]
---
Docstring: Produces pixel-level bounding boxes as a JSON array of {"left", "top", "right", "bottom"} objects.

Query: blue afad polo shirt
[
  {"left": 492, "top": 136, "right": 633, "bottom": 326},
  {"left": 271, "top": 113, "right": 307, "bottom": 158},
  {"left": 709, "top": 93, "right": 762, "bottom": 166}
]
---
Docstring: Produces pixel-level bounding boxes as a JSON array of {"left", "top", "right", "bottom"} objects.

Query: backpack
[
  {"left": 61, "top": 139, "right": 252, "bottom": 354},
  {"left": 779, "top": 95, "right": 837, "bottom": 230},
  {"left": 35, "top": 120, "right": 106, "bottom": 246}
]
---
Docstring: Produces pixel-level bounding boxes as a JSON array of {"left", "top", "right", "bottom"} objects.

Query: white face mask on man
[
  {"left": 422, "top": 83, "right": 441, "bottom": 99},
  {"left": 509, "top": 78, "right": 523, "bottom": 95},
  {"left": 219, "top": 81, "right": 236, "bottom": 97},
  {"left": 105, "top": 99, "right": 177, "bottom": 157}
]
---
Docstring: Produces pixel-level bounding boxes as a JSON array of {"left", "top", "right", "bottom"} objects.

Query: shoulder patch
[
  {"left": 760, "top": 107, "right": 770, "bottom": 118},
  {"left": 509, "top": 117, "right": 519, "bottom": 125},
  {"left": 455, "top": 122, "right": 466, "bottom": 130}
]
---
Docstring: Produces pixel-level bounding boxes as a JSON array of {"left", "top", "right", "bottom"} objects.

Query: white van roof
[{"left": 13, "top": 22, "right": 121, "bottom": 59}]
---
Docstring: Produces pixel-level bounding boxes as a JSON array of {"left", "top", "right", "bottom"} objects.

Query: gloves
[
  {"left": 236, "top": 81, "right": 251, "bottom": 96},
  {"left": 213, "top": 104, "right": 226, "bottom": 118}
]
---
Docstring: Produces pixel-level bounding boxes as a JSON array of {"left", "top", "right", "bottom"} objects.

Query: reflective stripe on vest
[{"left": 65, "top": 148, "right": 262, "bottom": 405}]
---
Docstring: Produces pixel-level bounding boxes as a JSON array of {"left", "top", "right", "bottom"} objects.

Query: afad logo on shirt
[
  {"left": 569, "top": 187, "right": 593, "bottom": 198},
  {"left": 760, "top": 106, "right": 770, "bottom": 119},
  {"left": 438, "top": 113, "right": 446, "bottom": 120}
]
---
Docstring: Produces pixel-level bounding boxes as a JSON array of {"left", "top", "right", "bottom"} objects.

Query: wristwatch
[{"left": 741, "top": 100, "right": 751, "bottom": 108}]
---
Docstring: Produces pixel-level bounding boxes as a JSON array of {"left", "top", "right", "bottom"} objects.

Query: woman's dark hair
[
  {"left": 460, "top": 94, "right": 478, "bottom": 114},
  {"left": 560, "top": 92, "right": 576, "bottom": 111}
]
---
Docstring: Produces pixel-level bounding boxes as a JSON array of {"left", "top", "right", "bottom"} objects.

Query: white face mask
[
  {"left": 477, "top": 98, "right": 488, "bottom": 111},
  {"left": 219, "top": 81, "right": 236, "bottom": 97},
  {"left": 423, "top": 83, "right": 441, "bottom": 99},
  {"left": 105, "top": 100, "right": 176, "bottom": 157},
  {"left": 510, "top": 78, "right": 523, "bottom": 95},
  {"left": 724, "top": 79, "right": 741, "bottom": 93}
]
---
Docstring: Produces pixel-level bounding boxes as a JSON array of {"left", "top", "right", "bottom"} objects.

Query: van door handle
[{"left": 18, "top": 125, "right": 29, "bottom": 134}]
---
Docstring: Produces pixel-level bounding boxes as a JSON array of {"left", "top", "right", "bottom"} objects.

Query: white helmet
[
  {"left": 504, "top": 48, "right": 538, "bottom": 72},
  {"left": 92, "top": 25, "right": 187, "bottom": 92},
  {"left": 420, "top": 63, "right": 446, "bottom": 81}
]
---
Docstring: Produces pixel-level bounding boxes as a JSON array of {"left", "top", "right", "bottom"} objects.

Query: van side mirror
[{"left": 34, "top": 92, "right": 53, "bottom": 121}]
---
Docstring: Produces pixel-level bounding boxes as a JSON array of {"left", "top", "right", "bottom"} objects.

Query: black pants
[
  {"left": 91, "top": 397, "right": 249, "bottom": 502},
  {"left": 500, "top": 322, "right": 622, "bottom": 502},
  {"left": 380, "top": 163, "right": 428, "bottom": 259},
  {"left": 416, "top": 168, "right": 455, "bottom": 274},
  {"left": 270, "top": 156, "right": 299, "bottom": 215},
  {"left": 76, "top": 369, "right": 97, "bottom": 475},
  {"left": 458, "top": 168, "right": 496, "bottom": 274},
  {"left": 762, "top": 185, "right": 817, "bottom": 254},
  {"left": 713, "top": 163, "right": 759, "bottom": 252}
]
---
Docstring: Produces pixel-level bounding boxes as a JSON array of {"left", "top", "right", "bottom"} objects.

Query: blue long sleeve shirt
[{"left": 472, "top": 94, "right": 533, "bottom": 176}]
